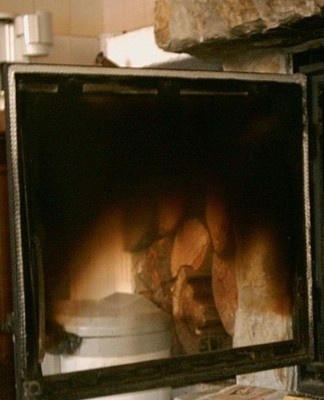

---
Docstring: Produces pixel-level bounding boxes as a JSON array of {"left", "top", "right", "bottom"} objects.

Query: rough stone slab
[
  {"left": 155, "top": 0, "right": 228, "bottom": 53},
  {"left": 154, "top": 0, "right": 323, "bottom": 54}
]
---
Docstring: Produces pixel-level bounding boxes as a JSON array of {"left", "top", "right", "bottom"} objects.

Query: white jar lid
[{"left": 54, "top": 292, "right": 171, "bottom": 338}]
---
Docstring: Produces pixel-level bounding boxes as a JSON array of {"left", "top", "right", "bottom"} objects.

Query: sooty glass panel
[{"left": 5, "top": 66, "right": 311, "bottom": 399}]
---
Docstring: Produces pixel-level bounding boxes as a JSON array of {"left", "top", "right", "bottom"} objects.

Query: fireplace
[{"left": 1, "top": 64, "right": 313, "bottom": 399}]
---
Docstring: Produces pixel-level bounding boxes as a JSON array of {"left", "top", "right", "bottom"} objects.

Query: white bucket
[{"left": 42, "top": 292, "right": 172, "bottom": 400}]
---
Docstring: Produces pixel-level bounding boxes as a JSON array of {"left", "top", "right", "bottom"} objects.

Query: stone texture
[
  {"left": 254, "top": 0, "right": 319, "bottom": 27},
  {"left": 213, "top": 0, "right": 261, "bottom": 32},
  {"left": 155, "top": 0, "right": 228, "bottom": 52},
  {"left": 212, "top": 253, "right": 237, "bottom": 336},
  {"left": 222, "top": 51, "right": 291, "bottom": 73},
  {"left": 154, "top": 0, "right": 322, "bottom": 53},
  {"left": 232, "top": 225, "right": 294, "bottom": 391}
]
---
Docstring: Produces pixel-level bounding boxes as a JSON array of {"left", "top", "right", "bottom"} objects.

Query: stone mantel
[{"left": 154, "top": 0, "right": 324, "bottom": 57}]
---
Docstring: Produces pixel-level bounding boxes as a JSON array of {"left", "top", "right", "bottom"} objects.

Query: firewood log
[
  {"left": 172, "top": 266, "right": 205, "bottom": 354},
  {"left": 172, "top": 265, "right": 231, "bottom": 354},
  {"left": 173, "top": 267, "right": 207, "bottom": 329},
  {"left": 171, "top": 219, "right": 210, "bottom": 277},
  {"left": 122, "top": 190, "right": 185, "bottom": 252},
  {"left": 157, "top": 191, "right": 185, "bottom": 236},
  {"left": 133, "top": 237, "right": 174, "bottom": 313}
]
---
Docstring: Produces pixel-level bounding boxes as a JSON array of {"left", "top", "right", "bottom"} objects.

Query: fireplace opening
[
  {"left": 4, "top": 65, "right": 312, "bottom": 399},
  {"left": 16, "top": 75, "right": 304, "bottom": 362}
]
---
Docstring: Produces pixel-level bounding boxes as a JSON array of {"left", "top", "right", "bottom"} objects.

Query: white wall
[{"left": 0, "top": 0, "right": 155, "bottom": 65}]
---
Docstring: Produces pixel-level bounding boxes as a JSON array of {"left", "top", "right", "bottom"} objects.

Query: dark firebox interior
[{"left": 15, "top": 75, "right": 305, "bottom": 371}]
